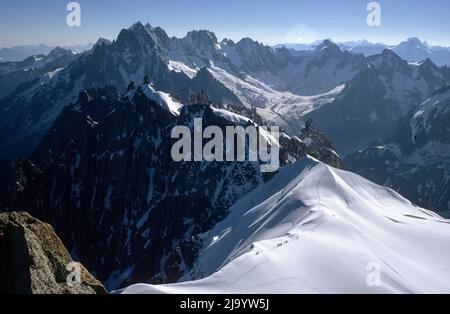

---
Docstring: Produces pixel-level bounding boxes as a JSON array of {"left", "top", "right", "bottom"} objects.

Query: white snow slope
[
  {"left": 207, "top": 65, "right": 344, "bottom": 134},
  {"left": 122, "top": 157, "right": 450, "bottom": 294},
  {"left": 140, "top": 83, "right": 183, "bottom": 116}
]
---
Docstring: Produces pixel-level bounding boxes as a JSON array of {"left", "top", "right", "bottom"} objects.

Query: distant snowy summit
[
  {"left": 275, "top": 37, "right": 450, "bottom": 66},
  {"left": 0, "top": 43, "right": 92, "bottom": 62}
]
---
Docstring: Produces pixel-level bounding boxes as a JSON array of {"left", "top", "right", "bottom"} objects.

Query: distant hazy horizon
[{"left": 0, "top": 36, "right": 447, "bottom": 51}]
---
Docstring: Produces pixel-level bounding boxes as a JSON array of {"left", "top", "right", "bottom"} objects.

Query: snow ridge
[{"left": 122, "top": 157, "right": 450, "bottom": 294}]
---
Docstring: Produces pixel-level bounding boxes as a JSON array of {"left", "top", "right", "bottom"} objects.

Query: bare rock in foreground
[{"left": 0, "top": 211, "right": 106, "bottom": 294}]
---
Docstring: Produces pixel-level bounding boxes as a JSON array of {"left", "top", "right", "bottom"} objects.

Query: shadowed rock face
[
  {"left": 345, "top": 86, "right": 450, "bottom": 218},
  {"left": 0, "top": 86, "right": 343, "bottom": 290},
  {"left": 0, "top": 211, "right": 106, "bottom": 294}
]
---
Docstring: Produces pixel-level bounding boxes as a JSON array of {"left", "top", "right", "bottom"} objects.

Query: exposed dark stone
[
  {"left": 0, "top": 85, "right": 342, "bottom": 290},
  {"left": 0, "top": 211, "right": 106, "bottom": 294}
]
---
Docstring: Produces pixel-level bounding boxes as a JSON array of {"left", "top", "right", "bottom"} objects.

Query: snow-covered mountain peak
[
  {"left": 380, "top": 48, "right": 404, "bottom": 62},
  {"left": 4, "top": 21, "right": 447, "bottom": 160},
  {"left": 393, "top": 37, "right": 432, "bottom": 64},
  {"left": 220, "top": 38, "right": 235, "bottom": 46},
  {"left": 367, "top": 49, "right": 410, "bottom": 74},
  {"left": 130, "top": 21, "right": 148, "bottom": 33},
  {"left": 236, "top": 37, "right": 267, "bottom": 49},
  {"left": 151, "top": 26, "right": 171, "bottom": 44},
  {"left": 122, "top": 78, "right": 184, "bottom": 116},
  {"left": 354, "top": 39, "right": 372, "bottom": 47},
  {"left": 233, "top": 38, "right": 277, "bottom": 61},
  {"left": 314, "top": 39, "right": 342, "bottom": 53},
  {"left": 93, "top": 38, "right": 112, "bottom": 48},
  {"left": 169, "top": 29, "right": 223, "bottom": 63},
  {"left": 122, "top": 157, "right": 450, "bottom": 293},
  {"left": 117, "top": 21, "right": 159, "bottom": 49},
  {"left": 311, "top": 39, "right": 350, "bottom": 65},
  {"left": 46, "top": 47, "right": 73, "bottom": 59},
  {"left": 183, "top": 29, "right": 218, "bottom": 48},
  {"left": 137, "top": 83, "right": 183, "bottom": 116},
  {"left": 401, "top": 37, "right": 427, "bottom": 50}
]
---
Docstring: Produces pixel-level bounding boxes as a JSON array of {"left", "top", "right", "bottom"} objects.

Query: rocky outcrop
[
  {"left": 0, "top": 86, "right": 265, "bottom": 290},
  {"left": 0, "top": 211, "right": 106, "bottom": 294},
  {"left": 282, "top": 118, "right": 343, "bottom": 169},
  {"left": 0, "top": 85, "right": 343, "bottom": 290}
]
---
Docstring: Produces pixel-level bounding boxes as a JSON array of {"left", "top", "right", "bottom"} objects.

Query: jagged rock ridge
[{"left": 0, "top": 83, "right": 342, "bottom": 290}]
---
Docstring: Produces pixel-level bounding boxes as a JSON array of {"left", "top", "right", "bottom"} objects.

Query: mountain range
[
  {"left": 0, "top": 43, "right": 93, "bottom": 62},
  {"left": 346, "top": 85, "right": 450, "bottom": 217},
  {"left": 4, "top": 23, "right": 449, "bottom": 161},
  {"left": 1, "top": 21, "right": 450, "bottom": 293},
  {"left": 0, "top": 79, "right": 340, "bottom": 290},
  {"left": 275, "top": 37, "right": 450, "bottom": 66}
]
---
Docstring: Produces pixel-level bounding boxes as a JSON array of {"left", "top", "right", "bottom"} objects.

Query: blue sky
[{"left": 1, "top": 0, "right": 450, "bottom": 47}]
